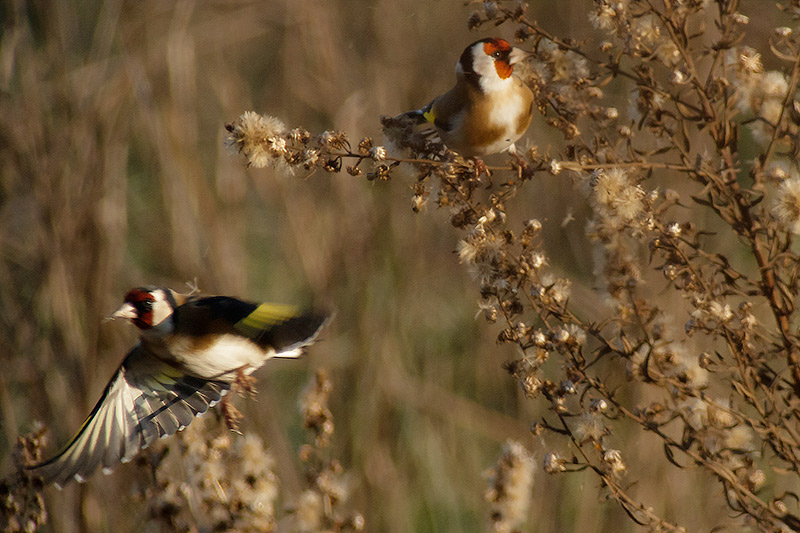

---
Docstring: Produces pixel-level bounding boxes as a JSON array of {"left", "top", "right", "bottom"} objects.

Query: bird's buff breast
[
  {"left": 483, "top": 85, "right": 531, "bottom": 140},
  {"left": 452, "top": 81, "right": 532, "bottom": 156},
  {"left": 145, "top": 333, "right": 270, "bottom": 381}
]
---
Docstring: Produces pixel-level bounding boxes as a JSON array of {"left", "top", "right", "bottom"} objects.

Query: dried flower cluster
[
  {"left": 0, "top": 430, "right": 48, "bottom": 533},
  {"left": 289, "top": 370, "right": 364, "bottom": 532},
  {"left": 141, "top": 418, "right": 279, "bottom": 532},
  {"left": 137, "top": 372, "right": 363, "bottom": 532},
  {"left": 484, "top": 440, "right": 534, "bottom": 533},
  {"left": 226, "top": 111, "right": 391, "bottom": 180},
  {"left": 226, "top": 0, "right": 800, "bottom": 530}
]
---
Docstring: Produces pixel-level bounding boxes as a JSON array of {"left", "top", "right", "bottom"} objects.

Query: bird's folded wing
[
  {"left": 28, "top": 344, "right": 229, "bottom": 488},
  {"left": 233, "top": 303, "right": 328, "bottom": 358}
]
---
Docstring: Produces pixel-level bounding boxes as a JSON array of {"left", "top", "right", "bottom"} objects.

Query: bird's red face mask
[
  {"left": 483, "top": 39, "right": 514, "bottom": 79},
  {"left": 113, "top": 288, "right": 157, "bottom": 329}
]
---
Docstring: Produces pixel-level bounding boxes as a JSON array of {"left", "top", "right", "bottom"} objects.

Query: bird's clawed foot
[
  {"left": 220, "top": 396, "right": 244, "bottom": 434},
  {"left": 234, "top": 368, "right": 258, "bottom": 397},
  {"left": 470, "top": 157, "right": 492, "bottom": 181},
  {"left": 506, "top": 144, "right": 532, "bottom": 179},
  {"left": 220, "top": 368, "right": 257, "bottom": 433}
]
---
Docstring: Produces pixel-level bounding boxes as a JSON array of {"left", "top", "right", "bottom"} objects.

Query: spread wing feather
[{"left": 28, "top": 344, "right": 229, "bottom": 488}]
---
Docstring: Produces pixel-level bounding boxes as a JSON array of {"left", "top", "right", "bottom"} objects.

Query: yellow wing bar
[{"left": 234, "top": 303, "right": 299, "bottom": 338}]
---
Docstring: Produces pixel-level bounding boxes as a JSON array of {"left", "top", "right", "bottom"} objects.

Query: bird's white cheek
[
  {"left": 472, "top": 51, "right": 496, "bottom": 78},
  {"left": 151, "top": 304, "right": 174, "bottom": 326},
  {"left": 147, "top": 290, "right": 175, "bottom": 326}
]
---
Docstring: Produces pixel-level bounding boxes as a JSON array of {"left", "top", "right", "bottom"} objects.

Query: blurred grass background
[{"left": 0, "top": 0, "right": 785, "bottom": 531}]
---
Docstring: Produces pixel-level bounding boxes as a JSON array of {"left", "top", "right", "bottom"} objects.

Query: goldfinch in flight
[
  {"left": 395, "top": 37, "right": 534, "bottom": 157},
  {"left": 28, "top": 287, "right": 328, "bottom": 488}
]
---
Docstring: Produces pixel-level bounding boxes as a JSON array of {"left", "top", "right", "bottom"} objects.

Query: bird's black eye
[
  {"left": 492, "top": 51, "right": 502, "bottom": 59},
  {"left": 137, "top": 299, "right": 153, "bottom": 313}
]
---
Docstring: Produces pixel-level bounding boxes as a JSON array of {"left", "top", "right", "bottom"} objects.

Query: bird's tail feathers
[
  {"left": 270, "top": 312, "right": 330, "bottom": 358},
  {"left": 382, "top": 103, "right": 444, "bottom": 156}
]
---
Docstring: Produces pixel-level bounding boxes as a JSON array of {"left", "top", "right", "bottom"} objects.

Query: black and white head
[
  {"left": 111, "top": 287, "right": 179, "bottom": 330},
  {"left": 456, "top": 38, "right": 528, "bottom": 93}
]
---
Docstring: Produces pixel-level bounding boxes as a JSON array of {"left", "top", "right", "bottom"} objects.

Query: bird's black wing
[
  {"left": 232, "top": 302, "right": 328, "bottom": 356},
  {"left": 176, "top": 296, "right": 328, "bottom": 358},
  {"left": 28, "top": 344, "right": 229, "bottom": 488}
]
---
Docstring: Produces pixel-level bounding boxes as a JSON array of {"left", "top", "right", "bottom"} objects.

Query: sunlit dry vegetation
[{"left": 3, "top": 0, "right": 800, "bottom": 531}]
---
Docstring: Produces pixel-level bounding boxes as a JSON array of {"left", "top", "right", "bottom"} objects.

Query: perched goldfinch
[
  {"left": 398, "top": 37, "right": 534, "bottom": 157},
  {"left": 28, "top": 287, "right": 328, "bottom": 488}
]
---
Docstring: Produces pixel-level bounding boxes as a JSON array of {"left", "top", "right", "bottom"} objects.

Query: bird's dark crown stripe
[
  {"left": 163, "top": 289, "right": 178, "bottom": 310},
  {"left": 482, "top": 38, "right": 511, "bottom": 56},
  {"left": 458, "top": 45, "right": 481, "bottom": 88},
  {"left": 126, "top": 287, "right": 155, "bottom": 303}
]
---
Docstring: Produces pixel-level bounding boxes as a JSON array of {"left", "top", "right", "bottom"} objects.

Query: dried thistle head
[
  {"left": 300, "top": 369, "right": 335, "bottom": 448},
  {"left": 484, "top": 440, "right": 534, "bottom": 532},
  {"left": 773, "top": 174, "right": 800, "bottom": 234},
  {"left": 226, "top": 112, "right": 288, "bottom": 168},
  {"left": 291, "top": 369, "right": 364, "bottom": 531},
  {"left": 1, "top": 428, "right": 50, "bottom": 532}
]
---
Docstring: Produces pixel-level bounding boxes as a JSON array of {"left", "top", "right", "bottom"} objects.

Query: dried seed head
[
  {"left": 319, "top": 130, "right": 349, "bottom": 150},
  {"left": 725, "top": 425, "right": 754, "bottom": 451},
  {"left": 586, "top": 87, "right": 604, "bottom": 99},
  {"left": 226, "top": 112, "right": 288, "bottom": 168},
  {"left": 766, "top": 163, "right": 789, "bottom": 180},
  {"left": 738, "top": 48, "right": 762, "bottom": 74},
  {"left": 484, "top": 440, "right": 534, "bottom": 532},
  {"left": 773, "top": 177, "right": 800, "bottom": 234},
  {"left": 559, "top": 379, "right": 577, "bottom": 395},
  {"left": 525, "top": 219, "right": 542, "bottom": 232},
  {"left": 698, "top": 352, "right": 714, "bottom": 369},
  {"left": 357, "top": 137, "right": 373, "bottom": 155},
  {"left": 467, "top": 11, "right": 482, "bottom": 30},
  {"left": 370, "top": 146, "right": 387, "bottom": 161},
  {"left": 483, "top": 1, "right": 498, "bottom": 18},
  {"left": 773, "top": 499, "right": 788, "bottom": 515},
  {"left": 731, "top": 13, "right": 749, "bottom": 24},
  {"left": 543, "top": 452, "right": 567, "bottom": 474},
  {"left": 532, "top": 330, "right": 547, "bottom": 347},
  {"left": 590, "top": 398, "right": 608, "bottom": 412},
  {"left": 603, "top": 449, "right": 626, "bottom": 477},
  {"left": 708, "top": 401, "right": 735, "bottom": 428},
  {"left": 574, "top": 412, "right": 605, "bottom": 443},
  {"left": 749, "top": 470, "right": 766, "bottom": 491},
  {"left": 291, "top": 128, "right": 311, "bottom": 143},
  {"left": 671, "top": 69, "right": 689, "bottom": 85}
]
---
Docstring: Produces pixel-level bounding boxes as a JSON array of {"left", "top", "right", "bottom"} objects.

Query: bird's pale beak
[
  {"left": 109, "top": 302, "right": 137, "bottom": 321},
  {"left": 509, "top": 47, "right": 531, "bottom": 65}
]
